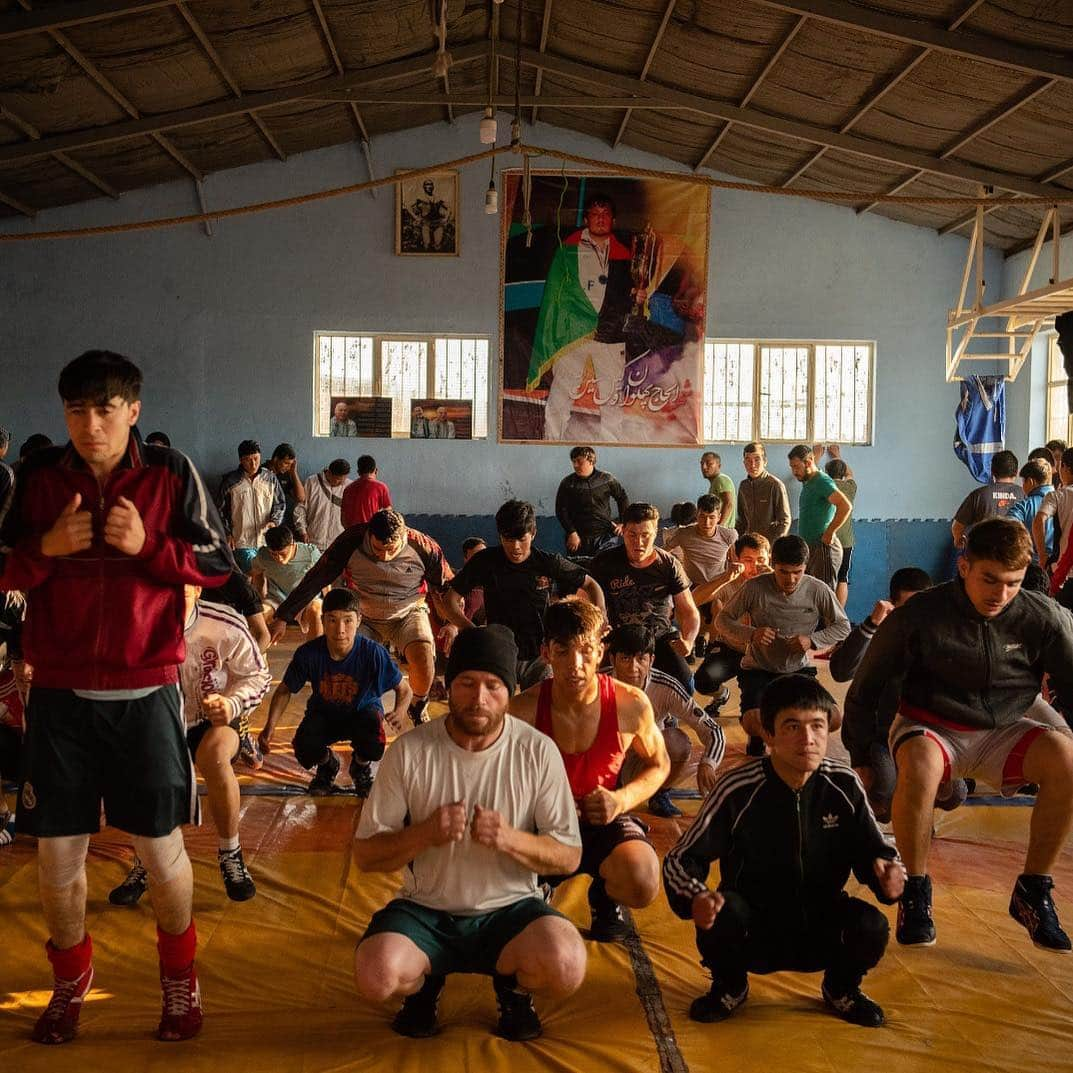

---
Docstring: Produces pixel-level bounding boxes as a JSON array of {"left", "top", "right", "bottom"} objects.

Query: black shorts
[
  {"left": 362, "top": 897, "right": 564, "bottom": 977},
  {"left": 739, "top": 666, "right": 817, "bottom": 713},
  {"left": 186, "top": 717, "right": 242, "bottom": 761},
  {"left": 0, "top": 724, "right": 21, "bottom": 781},
  {"left": 18, "top": 685, "right": 195, "bottom": 838},
  {"left": 836, "top": 546, "right": 854, "bottom": 584}
]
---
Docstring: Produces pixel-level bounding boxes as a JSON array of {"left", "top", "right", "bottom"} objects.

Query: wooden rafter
[
  {"left": 0, "top": 0, "right": 174, "bottom": 41},
  {"left": 613, "top": 0, "right": 677, "bottom": 149},
  {"left": 0, "top": 188, "right": 36, "bottom": 218},
  {"left": 304, "top": 0, "right": 371, "bottom": 141},
  {"left": 530, "top": 0, "right": 553, "bottom": 124},
  {"left": 694, "top": 14, "right": 806, "bottom": 172}
]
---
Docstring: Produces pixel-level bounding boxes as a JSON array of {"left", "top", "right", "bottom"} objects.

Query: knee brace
[
  {"left": 132, "top": 828, "right": 188, "bottom": 887},
  {"left": 38, "top": 834, "right": 91, "bottom": 890}
]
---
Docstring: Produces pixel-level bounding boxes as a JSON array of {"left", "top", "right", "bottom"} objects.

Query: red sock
[
  {"left": 46, "top": 933, "right": 93, "bottom": 980},
  {"left": 157, "top": 920, "right": 197, "bottom": 975}
]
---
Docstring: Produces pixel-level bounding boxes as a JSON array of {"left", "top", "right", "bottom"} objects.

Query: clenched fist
[
  {"left": 41, "top": 494, "right": 93, "bottom": 557},
  {"left": 580, "top": 784, "right": 622, "bottom": 826},
  {"left": 103, "top": 496, "right": 146, "bottom": 556},
  {"left": 424, "top": 800, "right": 467, "bottom": 846},
  {"left": 471, "top": 804, "right": 514, "bottom": 853},
  {"left": 692, "top": 890, "right": 725, "bottom": 930}
]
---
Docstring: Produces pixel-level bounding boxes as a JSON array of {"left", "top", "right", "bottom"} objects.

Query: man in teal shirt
[
  {"left": 788, "top": 445, "right": 852, "bottom": 592},
  {"left": 700, "top": 452, "right": 736, "bottom": 528},
  {"left": 1009, "top": 457, "right": 1055, "bottom": 564}
]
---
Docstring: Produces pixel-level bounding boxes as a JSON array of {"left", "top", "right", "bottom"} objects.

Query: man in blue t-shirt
[{"left": 258, "top": 589, "right": 412, "bottom": 797}]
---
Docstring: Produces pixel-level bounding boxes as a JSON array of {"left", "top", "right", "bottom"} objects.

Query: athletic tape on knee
[
  {"left": 132, "top": 828, "right": 188, "bottom": 886},
  {"left": 38, "top": 834, "right": 91, "bottom": 890}
]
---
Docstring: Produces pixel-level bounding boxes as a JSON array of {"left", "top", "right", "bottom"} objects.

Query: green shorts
[{"left": 362, "top": 897, "right": 564, "bottom": 977}]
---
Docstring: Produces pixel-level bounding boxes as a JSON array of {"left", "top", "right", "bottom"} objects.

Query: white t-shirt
[
  {"left": 357, "top": 716, "right": 581, "bottom": 915},
  {"left": 1038, "top": 487, "right": 1073, "bottom": 557},
  {"left": 303, "top": 472, "right": 352, "bottom": 550},
  {"left": 577, "top": 228, "right": 610, "bottom": 312}
]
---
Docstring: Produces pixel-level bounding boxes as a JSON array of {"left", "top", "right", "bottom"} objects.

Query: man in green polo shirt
[
  {"left": 787, "top": 444, "right": 852, "bottom": 592},
  {"left": 700, "top": 452, "right": 736, "bottom": 528}
]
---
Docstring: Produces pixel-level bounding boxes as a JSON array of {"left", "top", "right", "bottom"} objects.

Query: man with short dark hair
[
  {"left": 736, "top": 442, "right": 791, "bottom": 542},
  {"left": 787, "top": 444, "right": 852, "bottom": 591},
  {"left": 341, "top": 455, "right": 392, "bottom": 527},
  {"left": 218, "top": 439, "right": 285, "bottom": 573},
  {"left": 302, "top": 459, "right": 353, "bottom": 551},
  {"left": 663, "top": 494, "right": 737, "bottom": 588},
  {"left": 259, "top": 588, "right": 411, "bottom": 797},
  {"left": 716, "top": 534, "right": 849, "bottom": 756},
  {"left": 0, "top": 349, "right": 233, "bottom": 1044},
  {"left": 555, "top": 446, "right": 629, "bottom": 555},
  {"left": 250, "top": 525, "right": 323, "bottom": 637},
  {"left": 1008, "top": 457, "right": 1055, "bottom": 564},
  {"left": 590, "top": 502, "right": 700, "bottom": 690},
  {"left": 354, "top": 624, "right": 586, "bottom": 1041},
  {"left": 1047, "top": 439, "right": 1067, "bottom": 484},
  {"left": 1035, "top": 449, "right": 1073, "bottom": 595},
  {"left": 664, "top": 675, "right": 903, "bottom": 1028},
  {"left": 846, "top": 518, "right": 1073, "bottom": 951},
  {"left": 700, "top": 452, "right": 735, "bottom": 527},
  {"left": 511, "top": 599, "right": 669, "bottom": 941},
  {"left": 443, "top": 499, "right": 605, "bottom": 691},
  {"left": 266, "top": 443, "right": 307, "bottom": 541},
  {"left": 950, "top": 448, "right": 1024, "bottom": 549},
  {"left": 268, "top": 509, "right": 453, "bottom": 728}
]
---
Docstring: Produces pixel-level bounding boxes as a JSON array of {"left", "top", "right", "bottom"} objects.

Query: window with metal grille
[
  {"left": 313, "top": 332, "right": 489, "bottom": 438},
  {"left": 702, "top": 339, "right": 873, "bottom": 444}
]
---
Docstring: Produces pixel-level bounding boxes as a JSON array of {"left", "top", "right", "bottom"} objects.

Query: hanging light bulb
[
  {"left": 485, "top": 178, "right": 498, "bottom": 215},
  {"left": 479, "top": 106, "right": 497, "bottom": 144}
]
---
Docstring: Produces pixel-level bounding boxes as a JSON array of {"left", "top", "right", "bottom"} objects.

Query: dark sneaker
[
  {"left": 688, "top": 978, "right": 748, "bottom": 1023},
  {"left": 236, "top": 731, "right": 263, "bottom": 771},
  {"left": 32, "top": 966, "right": 94, "bottom": 1044},
  {"left": 692, "top": 638, "right": 708, "bottom": 661},
  {"left": 1010, "top": 874, "right": 1072, "bottom": 952},
  {"left": 308, "top": 750, "right": 341, "bottom": 796},
  {"left": 409, "top": 698, "right": 430, "bottom": 728},
  {"left": 649, "top": 789, "right": 683, "bottom": 818},
  {"left": 217, "top": 848, "right": 256, "bottom": 902},
  {"left": 588, "top": 879, "right": 631, "bottom": 942},
  {"left": 493, "top": 975, "right": 542, "bottom": 1041},
  {"left": 822, "top": 984, "right": 884, "bottom": 1027},
  {"left": 704, "top": 686, "right": 731, "bottom": 716},
  {"left": 934, "top": 778, "right": 968, "bottom": 812},
  {"left": 897, "top": 874, "right": 937, "bottom": 946},
  {"left": 391, "top": 973, "right": 445, "bottom": 1038},
  {"left": 349, "top": 757, "right": 376, "bottom": 799},
  {"left": 158, "top": 962, "right": 203, "bottom": 1041},
  {"left": 109, "top": 860, "right": 149, "bottom": 907},
  {"left": 745, "top": 736, "right": 766, "bottom": 757}
]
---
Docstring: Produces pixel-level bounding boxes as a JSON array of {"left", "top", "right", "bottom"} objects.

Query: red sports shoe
[
  {"left": 158, "top": 962, "right": 203, "bottom": 1041},
  {"left": 32, "top": 966, "right": 94, "bottom": 1044}
]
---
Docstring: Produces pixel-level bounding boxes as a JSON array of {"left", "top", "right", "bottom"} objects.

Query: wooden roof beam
[
  {"left": 694, "top": 14, "right": 806, "bottom": 171},
  {"left": 0, "top": 43, "right": 486, "bottom": 167},
  {"left": 307, "top": 0, "right": 373, "bottom": 141},
  {"left": 614, "top": 0, "right": 677, "bottom": 149},
  {"left": 0, "top": 0, "right": 174, "bottom": 41},
  {"left": 513, "top": 46, "right": 1071, "bottom": 202},
  {"left": 750, "top": 0, "right": 1073, "bottom": 84},
  {"left": 0, "top": 188, "right": 36, "bottom": 217},
  {"left": 531, "top": 0, "right": 553, "bottom": 124}
]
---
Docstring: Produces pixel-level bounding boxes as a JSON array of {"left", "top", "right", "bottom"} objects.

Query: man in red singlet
[{"left": 510, "top": 598, "right": 669, "bottom": 941}]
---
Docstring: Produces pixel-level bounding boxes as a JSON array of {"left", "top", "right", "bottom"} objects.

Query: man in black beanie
[{"left": 353, "top": 625, "right": 586, "bottom": 1041}]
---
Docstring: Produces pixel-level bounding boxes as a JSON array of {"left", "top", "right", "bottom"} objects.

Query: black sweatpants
[
  {"left": 292, "top": 703, "right": 385, "bottom": 769},
  {"left": 695, "top": 892, "right": 889, "bottom": 994}
]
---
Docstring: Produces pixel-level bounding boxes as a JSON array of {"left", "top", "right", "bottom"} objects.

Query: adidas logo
[
  {"left": 822, "top": 812, "right": 839, "bottom": 829},
  {"left": 1004, "top": 643, "right": 1023, "bottom": 652}
]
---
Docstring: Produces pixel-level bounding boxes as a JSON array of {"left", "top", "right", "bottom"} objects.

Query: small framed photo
[
  {"left": 409, "top": 399, "right": 472, "bottom": 440},
  {"left": 395, "top": 170, "right": 459, "bottom": 256}
]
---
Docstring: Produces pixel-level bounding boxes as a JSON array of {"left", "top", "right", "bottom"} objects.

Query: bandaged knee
[{"left": 132, "top": 828, "right": 188, "bottom": 886}]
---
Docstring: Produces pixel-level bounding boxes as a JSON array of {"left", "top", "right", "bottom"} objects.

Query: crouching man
[
  {"left": 663, "top": 675, "right": 904, "bottom": 1027},
  {"left": 353, "top": 625, "right": 587, "bottom": 1041}
]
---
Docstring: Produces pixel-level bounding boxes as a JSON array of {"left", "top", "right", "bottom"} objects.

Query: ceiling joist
[
  {"left": 613, "top": 0, "right": 677, "bottom": 149},
  {"left": 0, "top": 0, "right": 174, "bottom": 42}
]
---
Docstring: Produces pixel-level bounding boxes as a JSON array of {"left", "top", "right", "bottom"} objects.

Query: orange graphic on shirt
[{"left": 320, "top": 673, "right": 359, "bottom": 705}]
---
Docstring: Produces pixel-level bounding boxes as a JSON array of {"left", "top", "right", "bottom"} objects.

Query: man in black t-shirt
[
  {"left": 443, "top": 500, "right": 606, "bottom": 690},
  {"left": 951, "top": 449, "right": 1024, "bottom": 549},
  {"left": 590, "top": 503, "right": 700, "bottom": 691},
  {"left": 555, "top": 446, "right": 629, "bottom": 555}
]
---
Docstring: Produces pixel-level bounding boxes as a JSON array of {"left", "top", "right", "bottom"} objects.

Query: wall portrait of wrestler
[
  {"left": 498, "top": 172, "right": 709, "bottom": 446},
  {"left": 395, "top": 170, "right": 459, "bottom": 256}
]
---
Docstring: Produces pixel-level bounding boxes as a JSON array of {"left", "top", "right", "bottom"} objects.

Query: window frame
[
  {"left": 312, "top": 330, "right": 490, "bottom": 439},
  {"left": 702, "top": 338, "right": 875, "bottom": 446},
  {"left": 1045, "top": 333, "right": 1069, "bottom": 446}
]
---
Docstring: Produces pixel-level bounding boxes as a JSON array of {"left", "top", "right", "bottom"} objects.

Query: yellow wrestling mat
[{"left": 2, "top": 648, "right": 1072, "bottom": 1071}]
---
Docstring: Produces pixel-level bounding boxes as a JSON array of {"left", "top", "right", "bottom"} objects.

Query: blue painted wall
[{"left": 1, "top": 115, "right": 1023, "bottom": 608}]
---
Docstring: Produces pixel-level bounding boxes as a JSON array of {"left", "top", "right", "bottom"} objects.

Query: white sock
[{"left": 218, "top": 835, "right": 240, "bottom": 854}]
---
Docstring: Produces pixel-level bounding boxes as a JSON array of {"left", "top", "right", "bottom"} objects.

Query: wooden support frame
[{"left": 613, "top": 0, "right": 677, "bottom": 149}]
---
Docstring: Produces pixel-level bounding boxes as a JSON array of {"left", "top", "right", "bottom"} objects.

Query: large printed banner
[{"left": 499, "top": 172, "right": 709, "bottom": 445}]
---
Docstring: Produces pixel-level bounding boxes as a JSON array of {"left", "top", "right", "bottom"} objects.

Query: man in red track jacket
[{"left": 0, "top": 350, "right": 232, "bottom": 1046}]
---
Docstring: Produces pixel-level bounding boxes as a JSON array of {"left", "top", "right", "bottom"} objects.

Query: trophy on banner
[{"left": 627, "top": 224, "right": 662, "bottom": 327}]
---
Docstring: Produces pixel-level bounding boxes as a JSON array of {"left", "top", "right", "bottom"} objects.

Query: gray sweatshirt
[
  {"left": 736, "top": 472, "right": 791, "bottom": 542},
  {"left": 716, "top": 572, "right": 850, "bottom": 673}
]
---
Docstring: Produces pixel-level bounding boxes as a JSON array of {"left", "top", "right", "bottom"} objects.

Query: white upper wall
[{"left": 1, "top": 114, "right": 1016, "bottom": 519}]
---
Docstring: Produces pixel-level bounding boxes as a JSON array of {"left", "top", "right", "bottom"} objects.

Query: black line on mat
[{"left": 621, "top": 907, "right": 691, "bottom": 1073}]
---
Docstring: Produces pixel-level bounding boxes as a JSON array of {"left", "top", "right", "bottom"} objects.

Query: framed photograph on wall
[
  {"left": 328, "top": 396, "right": 394, "bottom": 438},
  {"left": 409, "top": 399, "right": 472, "bottom": 440},
  {"left": 395, "top": 170, "right": 459, "bottom": 256}
]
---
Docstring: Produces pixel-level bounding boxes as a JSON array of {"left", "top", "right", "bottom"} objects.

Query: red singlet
[{"left": 535, "top": 673, "right": 625, "bottom": 801}]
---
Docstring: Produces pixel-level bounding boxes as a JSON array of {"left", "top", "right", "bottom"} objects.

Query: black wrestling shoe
[
  {"left": 1010, "top": 874, "right": 1072, "bottom": 952},
  {"left": 308, "top": 750, "right": 341, "bottom": 796},
  {"left": 648, "top": 789, "right": 683, "bottom": 818},
  {"left": 588, "top": 879, "right": 631, "bottom": 942},
  {"left": 934, "top": 778, "right": 968, "bottom": 812},
  {"left": 108, "top": 859, "right": 149, "bottom": 906},
  {"left": 692, "top": 638, "right": 708, "bottom": 661},
  {"left": 217, "top": 847, "right": 256, "bottom": 902},
  {"left": 745, "top": 735, "right": 766, "bottom": 757},
  {"left": 408, "top": 698, "right": 430, "bottom": 727},
  {"left": 349, "top": 757, "right": 376, "bottom": 799},
  {"left": 822, "top": 984, "right": 885, "bottom": 1027},
  {"left": 897, "top": 874, "right": 936, "bottom": 946},
  {"left": 493, "top": 974, "right": 542, "bottom": 1041},
  {"left": 391, "top": 974, "right": 445, "bottom": 1038},
  {"left": 688, "top": 978, "right": 748, "bottom": 1023},
  {"left": 704, "top": 686, "right": 731, "bottom": 716}
]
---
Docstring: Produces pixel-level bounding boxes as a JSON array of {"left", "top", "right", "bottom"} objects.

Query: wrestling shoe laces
[
  {"left": 32, "top": 966, "right": 94, "bottom": 1045},
  {"left": 217, "top": 848, "right": 256, "bottom": 902},
  {"left": 158, "top": 963, "right": 203, "bottom": 1041},
  {"left": 108, "top": 860, "right": 149, "bottom": 906},
  {"left": 1010, "top": 874, "right": 1072, "bottom": 952}
]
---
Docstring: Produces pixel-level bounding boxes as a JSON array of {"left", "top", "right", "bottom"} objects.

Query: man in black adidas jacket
[{"left": 663, "top": 674, "right": 903, "bottom": 1028}]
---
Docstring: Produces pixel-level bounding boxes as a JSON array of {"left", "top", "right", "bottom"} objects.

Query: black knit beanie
[{"left": 445, "top": 624, "right": 518, "bottom": 694}]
